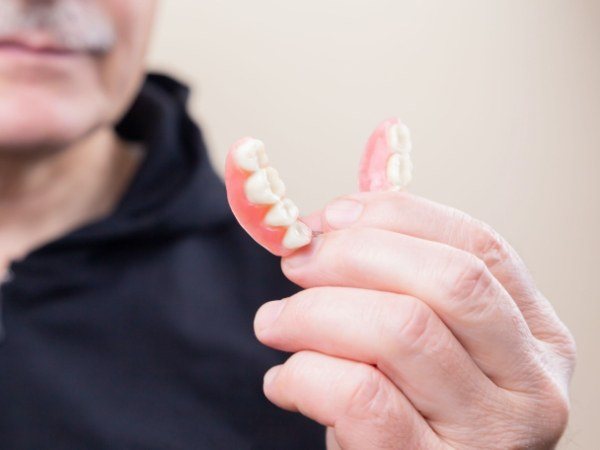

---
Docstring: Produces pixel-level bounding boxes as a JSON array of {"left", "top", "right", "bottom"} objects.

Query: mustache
[{"left": 0, "top": 0, "right": 116, "bottom": 54}]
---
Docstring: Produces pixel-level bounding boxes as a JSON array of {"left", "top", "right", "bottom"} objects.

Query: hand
[{"left": 254, "top": 191, "right": 576, "bottom": 449}]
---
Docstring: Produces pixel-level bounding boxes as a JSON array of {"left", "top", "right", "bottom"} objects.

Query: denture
[
  {"left": 359, "top": 118, "right": 413, "bottom": 192},
  {"left": 225, "top": 118, "right": 414, "bottom": 256},
  {"left": 225, "top": 138, "right": 312, "bottom": 256}
]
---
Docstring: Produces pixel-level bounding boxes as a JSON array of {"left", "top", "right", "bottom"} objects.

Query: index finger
[{"left": 317, "top": 190, "right": 566, "bottom": 341}]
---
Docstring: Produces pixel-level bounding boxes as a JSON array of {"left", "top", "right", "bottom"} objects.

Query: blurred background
[{"left": 147, "top": 1, "right": 599, "bottom": 447}]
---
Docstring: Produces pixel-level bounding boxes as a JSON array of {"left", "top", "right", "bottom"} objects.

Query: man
[{"left": 0, "top": 1, "right": 576, "bottom": 449}]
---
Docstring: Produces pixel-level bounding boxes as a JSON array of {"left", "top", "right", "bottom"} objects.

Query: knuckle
[
  {"left": 378, "top": 299, "right": 456, "bottom": 377},
  {"left": 563, "top": 329, "right": 578, "bottom": 367},
  {"left": 529, "top": 380, "right": 571, "bottom": 444},
  {"left": 550, "top": 394, "right": 571, "bottom": 437},
  {"left": 336, "top": 364, "right": 419, "bottom": 449},
  {"left": 386, "top": 298, "right": 435, "bottom": 354},
  {"left": 471, "top": 221, "right": 510, "bottom": 268},
  {"left": 547, "top": 393, "right": 571, "bottom": 436},
  {"left": 509, "top": 353, "right": 574, "bottom": 444},
  {"left": 343, "top": 365, "right": 390, "bottom": 420},
  {"left": 555, "top": 323, "right": 578, "bottom": 368},
  {"left": 478, "top": 384, "right": 571, "bottom": 448},
  {"left": 444, "top": 250, "right": 494, "bottom": 307},
  {"left": 530, "top": 299, "right": 577, "bottom": 370}
]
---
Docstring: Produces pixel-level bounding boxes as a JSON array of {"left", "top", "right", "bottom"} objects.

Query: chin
[{"left": 0, "top": 83, "right": 106, "bottom": 153}]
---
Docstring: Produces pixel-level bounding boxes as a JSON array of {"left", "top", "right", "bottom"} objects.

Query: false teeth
[
  {"left": 227, "top": 138, "right": 313, "bottom": 256},
  {"left": 264, "top": 199, "right": 300, "bottom": 227},
  {"left": 386, "top": 121, "right": 413, "bottom": 188},
  {"left": 387, "top": 123, "right": 412, "bottom": 153},
  {"left": 386, "top": 153, "right": 413, "bottom": 189},
  {"left": 228, "top": 119, "right": 417, "bottom": 257},
  {"left": 234, "top": 139, "right": 269, "bottom": 172},
  {"left": 283, "top": 221, "right": 313, "bottom": 250},
  {"left": 358, "top": 118, "right": 415, "bottom": 192},
  {"left": 244, "top": 167, "right": 286, "bottom": 205}
]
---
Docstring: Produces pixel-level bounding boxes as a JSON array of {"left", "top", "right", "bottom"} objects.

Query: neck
[{"left": 0, "top": 127, "right": 143, "bottom": 275}]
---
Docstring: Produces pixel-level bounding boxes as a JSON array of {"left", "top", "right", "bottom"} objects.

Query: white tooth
[
  {"left": 264, "top": 198, "right": 300, "bottom": 227},
  {"left": 244, "top": 167, "right": 286, "bottom": 205},
  {"left": 386, "top": 153, "right": 413, "bottom": 188},
  {"left": 387, "top": 123, "right": 412, "bottom": 153},
  {"left": 233, "top": 139, "right": 269, "bottom": 172},
  {"left": 283, "top": 221, "right": 312, "bottom": 250}
]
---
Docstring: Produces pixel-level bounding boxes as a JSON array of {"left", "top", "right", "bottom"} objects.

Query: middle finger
[{"left": 281, "top": 227, "right": 542, "bottom": 391}]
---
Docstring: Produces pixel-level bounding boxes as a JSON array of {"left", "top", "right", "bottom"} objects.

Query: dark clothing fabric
[{"left": 0, "top": 74, "right": 325, "bottom": 449}]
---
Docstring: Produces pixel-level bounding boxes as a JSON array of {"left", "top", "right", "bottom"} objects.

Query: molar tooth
[
  {"left": 283, "top": 221, "right": 312, "bottom": 250},
  {"left": 244, "top": 167, "right": 286, "bottom": 205},
  {"left": 387, "top": 123, "right": 412, "bottom": 154},
  {"left": 386, "top": 153, "right": 413, "bottom": 188},
  {"left": 234, "top": 139, "right": 269, "bottom": 172},
  {"left": 264, "top": 198, "right": 300, "bottom": 227}
]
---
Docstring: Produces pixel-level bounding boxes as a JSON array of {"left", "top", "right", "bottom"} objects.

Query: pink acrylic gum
[{"left": 225, "top": 118, "right": 413, "bottom": 257}]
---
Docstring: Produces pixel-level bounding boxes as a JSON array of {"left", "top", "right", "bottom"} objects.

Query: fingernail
[
  {"left": 325, "top": 199, "right": 364, "bottom": 229},
  {"left": 264, "top": 365, "right": 282, "bottom": 387},
  {"left": 283, "top": 235, "right": 323, "bottom": 269},
  {"left": 255, "top": 300, "right": 285, "bottom": 333}
]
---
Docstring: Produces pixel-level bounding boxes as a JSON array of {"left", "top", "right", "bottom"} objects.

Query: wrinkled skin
[{"left": 255, "top": 190, "right": 576, "bottom": 449}]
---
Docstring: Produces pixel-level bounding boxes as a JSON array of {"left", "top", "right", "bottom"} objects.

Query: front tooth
[
  {"left": 283, "top": 221, "right": 312, "bottom": 250},
  {"left": 244, "top": 167, "right": 286, "bottom": 205},
  {"left": 265, "top": 198, "right": 300, "bottom": 227},
  {"left": 386, "top": 153, "right": 413, "bottom": 188},
  {"left": 234, "top": 139, "right": 269, "bottom": 172},
  {"left": 387, "top": 123, "right": 412, "bottom": 153}
]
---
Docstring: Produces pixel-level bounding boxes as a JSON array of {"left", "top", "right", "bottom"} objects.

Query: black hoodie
[{"left": 0, "top": 74, "right": 325, "bottom": 449}]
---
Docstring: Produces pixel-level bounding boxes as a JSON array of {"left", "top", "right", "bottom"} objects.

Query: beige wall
[{"left": 148, "top": 1, "right": 600, "bottom": 447}]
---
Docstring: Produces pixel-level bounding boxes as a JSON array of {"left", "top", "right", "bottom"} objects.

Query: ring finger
[{"left": 255, "top": 286, "right": 499, "bottom": 424}]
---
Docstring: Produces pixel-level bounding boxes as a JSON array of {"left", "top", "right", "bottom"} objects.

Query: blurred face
[{"left": 0, "top": 0, "right": 157, "bottom": 153}]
